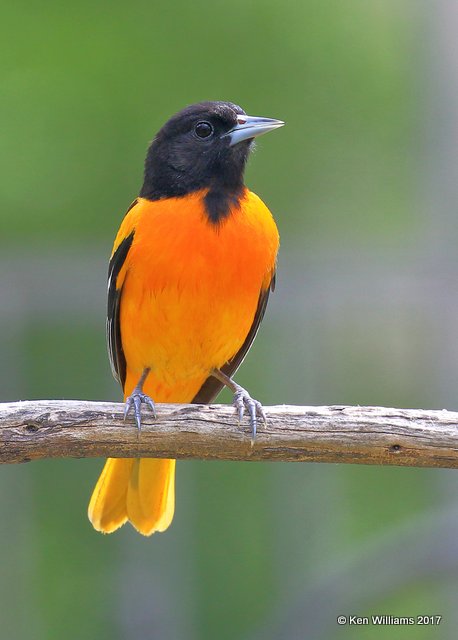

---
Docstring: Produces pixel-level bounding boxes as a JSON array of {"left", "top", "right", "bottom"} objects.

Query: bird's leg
[
  {"left": 211, "top": 368, "right": 266, "bottom": 442},
  {"left": 124, "top": 368, "right": 156, "bottom": 432}
]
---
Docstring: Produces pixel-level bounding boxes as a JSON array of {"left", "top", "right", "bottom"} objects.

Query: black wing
[
  {"left": 107, "top": 231, "right": 135, "bottom": 387},
  {"left": 192, "top": 272, "right": 276, "bottom": 404}
]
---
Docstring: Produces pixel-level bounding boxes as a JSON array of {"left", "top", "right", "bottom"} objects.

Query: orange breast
[{"left": 117, "top": 189, "right": 279, "bottom": 402}]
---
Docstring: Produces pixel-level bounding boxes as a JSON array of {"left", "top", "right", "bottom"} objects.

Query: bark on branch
[{"left": 0, "top": 400, "right": 458, "bottom": 468}]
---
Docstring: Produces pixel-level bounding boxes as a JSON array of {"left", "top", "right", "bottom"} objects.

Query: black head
[{"left": 139, "top": 101, "right": 284, "bottom": 223}]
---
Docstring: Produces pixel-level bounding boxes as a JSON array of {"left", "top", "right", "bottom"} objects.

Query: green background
[{"left": 1, "top": 1, "right": 457, "bottom": 638}]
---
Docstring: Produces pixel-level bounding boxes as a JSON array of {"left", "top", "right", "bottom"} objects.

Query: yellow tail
[{"left": 88, "top": 457, "right": 175, "bottom": 536}]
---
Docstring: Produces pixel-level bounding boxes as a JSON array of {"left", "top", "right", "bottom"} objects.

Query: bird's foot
[
  {"left": 124, "top": 391, "right": 156, "bottom": 431},
  {"left": 233, "top": 385, "right": 266, "bottom": 443}
]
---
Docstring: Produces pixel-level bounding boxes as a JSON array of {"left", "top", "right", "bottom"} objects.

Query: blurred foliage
[
  {"left": 1, "top": 0, "right": 414, "bottom": 245},
  {"left": 1, "top": 1, "right": 457, "bottom": 639}
]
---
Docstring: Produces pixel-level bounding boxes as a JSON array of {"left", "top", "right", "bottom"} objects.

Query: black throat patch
[{"left": 204, "top": 184, "right": 244, "bottom": 224}]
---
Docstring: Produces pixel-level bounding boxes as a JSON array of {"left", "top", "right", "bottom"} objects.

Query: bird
[{"left": 88, "top": 101, "right": 283, "bottom": 536}]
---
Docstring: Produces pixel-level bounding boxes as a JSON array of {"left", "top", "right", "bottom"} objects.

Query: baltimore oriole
[{"left": 88, "top": 101, "right": 283, "bottom": 535}]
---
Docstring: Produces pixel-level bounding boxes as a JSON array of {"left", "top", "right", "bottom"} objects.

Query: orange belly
[{"left": 117, "top": 189, "right": 279, "bottom": 402}]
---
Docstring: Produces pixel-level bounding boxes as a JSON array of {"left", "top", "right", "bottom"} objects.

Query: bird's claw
[
  {"left": 124, "top": 392, "right": 156, "bottom": 431},
  {"left": 233, "top": 388, "right": 266, "bottom": 442}
]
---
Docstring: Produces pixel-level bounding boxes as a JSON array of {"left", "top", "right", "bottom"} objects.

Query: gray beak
[{"left": 225, "top": 114, "right": 285, "bottom": 146}]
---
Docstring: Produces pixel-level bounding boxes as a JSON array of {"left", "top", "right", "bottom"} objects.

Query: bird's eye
[{"left": 194, "top": 121, "right": 214, "bottom": 139}]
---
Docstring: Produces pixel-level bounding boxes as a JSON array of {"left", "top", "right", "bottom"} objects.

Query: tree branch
[{"left": 0, "top": 400, "right": 458, "bottom": 467}]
